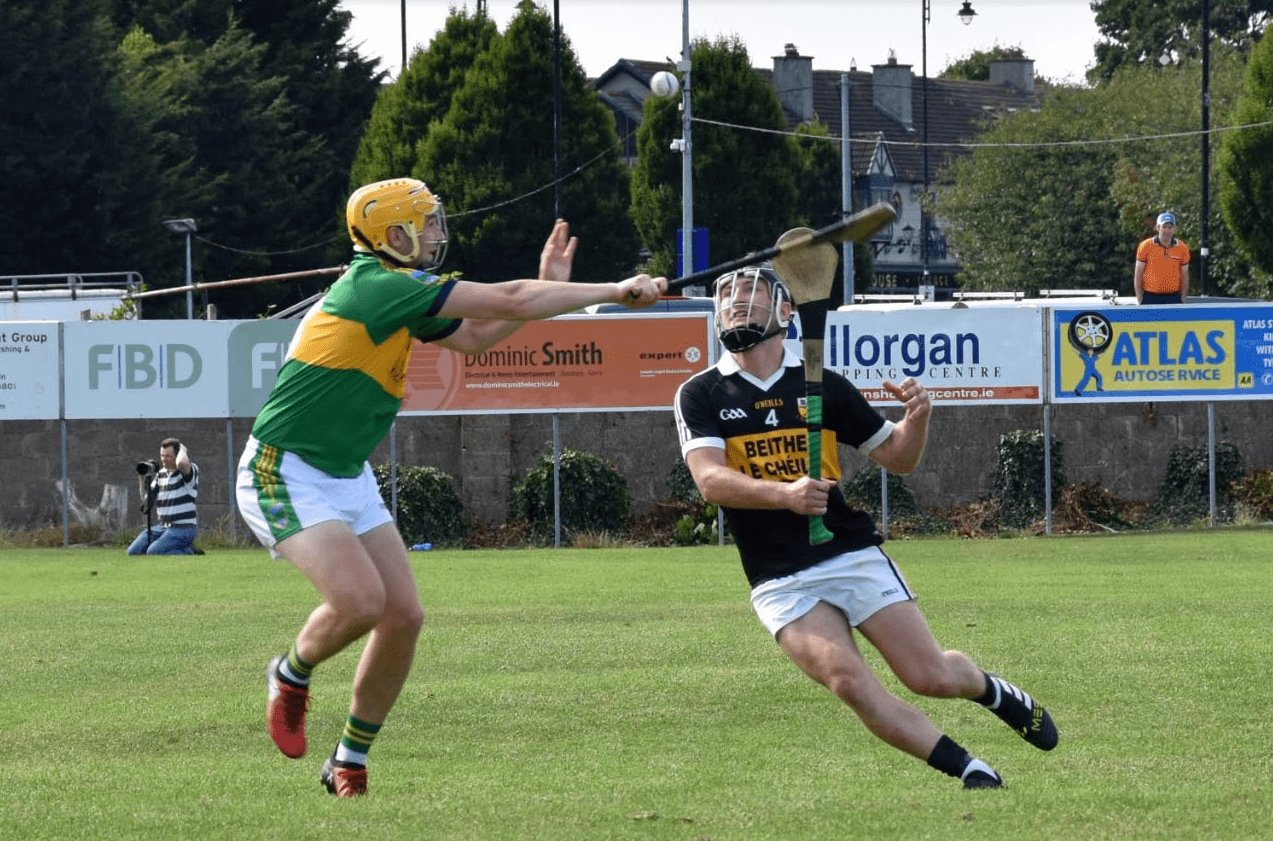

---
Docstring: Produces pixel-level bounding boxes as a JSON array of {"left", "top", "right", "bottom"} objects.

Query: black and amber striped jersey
[{"left": 674, "top": 349, "right": 894, "bottom": 587}]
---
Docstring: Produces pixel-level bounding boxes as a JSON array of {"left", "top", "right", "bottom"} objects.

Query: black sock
[
  {"left": 974, "top": 672, "right": 996, "bottom": 705},
  {"left": 975, "top": 672, "right": 1035, "bottom": 731},
  {"left": 926, "top": 734, "right": 972, "bottom": 779}
]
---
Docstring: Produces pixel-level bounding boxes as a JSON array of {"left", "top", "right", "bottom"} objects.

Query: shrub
[
  {"left": 372, "top": 463, "right": 468, "bottom": 547},
  {"left": 1150, "top": 442, "right": 1243, "bottom": 525},
  {"left": 1231, "top": 469, "right": 1273, "bottom": 521},
  {"left": 842, "top": 466, "right": 949, "bottom": 536},
  {"left": 511, "top": 448, "right": 629, "bottom": 543},
  {"left": 842, "top": 466, "right": 922, "bottom": 519},
  {"left": 991, "top": 430, "right": 1065, "bottom": 529},
  {"left": 667, "top": 459, "right": 719, "bottom": 545}
]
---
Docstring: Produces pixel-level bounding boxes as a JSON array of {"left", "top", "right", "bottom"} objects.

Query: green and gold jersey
[{"left": 251, "top": 253, "right": 462, "bottom": 477}]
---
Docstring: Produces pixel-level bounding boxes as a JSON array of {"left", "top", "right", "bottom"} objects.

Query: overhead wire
[
  {"left": 182, "top": 102, "right": 1273, "bottom": 260},
  {"left": 189, "top": 128, "right": 641, "bottom": 259},
  {"left": 690, "top": 114, "right": 1273, "bottom": 149}
]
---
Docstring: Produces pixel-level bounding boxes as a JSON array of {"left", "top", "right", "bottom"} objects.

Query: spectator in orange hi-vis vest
[{"left": 1134, "top": 211, "right": 1190, "bottom": 304}]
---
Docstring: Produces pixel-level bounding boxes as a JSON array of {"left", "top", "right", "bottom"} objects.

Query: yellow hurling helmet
[{"left": 345, "top": 178, "right": 449, "bottom": 269}]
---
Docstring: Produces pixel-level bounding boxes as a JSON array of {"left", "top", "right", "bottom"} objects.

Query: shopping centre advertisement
[
  {"left": 789, "top": 306, "right": 1045, "bottom": 405},
  {"left": 1051, "top": 304, "right": 1273, "bottom": 402}
]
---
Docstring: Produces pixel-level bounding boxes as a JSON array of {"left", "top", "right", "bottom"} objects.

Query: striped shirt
[{"left": 154, "top": 463, "right": 199, "bottom": 526}]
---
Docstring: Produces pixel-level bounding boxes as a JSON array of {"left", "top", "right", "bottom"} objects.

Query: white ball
[{"left": 649, "top": 71, "right": 680, "bottom": 99}]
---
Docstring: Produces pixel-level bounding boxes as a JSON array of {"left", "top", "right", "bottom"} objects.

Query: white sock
[
  {"left": 335, "top": 743, "right": 368, "bottom": 766},
  {"left": 278, "top": 658, "right": 309, "bottom": 686}
]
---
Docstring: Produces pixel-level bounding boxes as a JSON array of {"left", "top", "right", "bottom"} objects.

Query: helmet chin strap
[
  {"left": 720, "top": 323, "right": 784, "bottom": 353},
  {"left": 352, "top": 225, "right": 419, "bottom": 268}
]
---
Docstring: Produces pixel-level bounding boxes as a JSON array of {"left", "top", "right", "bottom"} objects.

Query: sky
[{"left": 337, "top": 0, "right": 1105, "bottom": 86}]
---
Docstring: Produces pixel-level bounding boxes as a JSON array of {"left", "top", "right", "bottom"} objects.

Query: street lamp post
[
  {"left": 921, "top": 0, "right": 931, "bottom": 288},
  {"left": 162, "top": 218, "right": 197, "bottom": 319},
  {"left": 921, "top": 1, "right": 977, "bottom": 289},
  {"left": 678, "top": 0, "right": 695, "bottom": 292},
  {"left": 1200, "top": 0, "right": 1210, "bottom": 298}
]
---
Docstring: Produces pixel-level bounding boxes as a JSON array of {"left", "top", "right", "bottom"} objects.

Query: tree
[
  {"left": 418, "top": 1, "right": 638, "bottom": 283},
  {"left": 0, "top": 0, "right": 162, "bottom": 277},
  {"left": 1104, "top": 55, "right": 1255, "bottom": 297},
  {"left": 631, "top": 36, "right": 802, "bottom": 279},
  {"left": 942, "top": 56, "right": 1252, "bottom": 297},
  {"left": 941, "top": 45, "right": 1029, "bottom": 82},
  {"left": 231, "top": 0, "right": 388, "bottom": 269},
  {"left": 1218, "top": 26, "right": 1273, "bottom": 286},
  {"left": 1090, "top": 0, "right": 1270, "bottom": 84},
  {"left": 1, "top": 0, "right": 385, "bottom": 317},
  {"left": 791, "top": 120, "right": 869, "bottom": 302},
  {"left": 351, "top": 7, "right": 500, "bottom": 192},
  {"left": 117, "top": 21, "right": 332, "bottom": 317}
]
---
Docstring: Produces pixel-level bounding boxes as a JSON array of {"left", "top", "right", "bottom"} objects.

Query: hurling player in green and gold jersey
[
  {"left": 237, "top": 179, "right": 666, "bottom": 796},
  {"left": 674, "top": 266, "right": 1056, "bottom": 790}
]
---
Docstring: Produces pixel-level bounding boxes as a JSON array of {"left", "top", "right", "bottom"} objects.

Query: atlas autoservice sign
[
  {"left": 1051, "top": 303, "right": 1273, "bottom": 403},
  {"left": 787, "top": 306, "right": 1045, "bottom": 405}
]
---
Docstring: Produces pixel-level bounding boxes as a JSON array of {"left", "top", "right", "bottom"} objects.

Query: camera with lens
[{"left": 136, "top": 459, "right": 161, "bottom": 476}]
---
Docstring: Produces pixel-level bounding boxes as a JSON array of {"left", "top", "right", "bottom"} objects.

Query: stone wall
[{"left": 5, "top": 400, "right": 1271, "bottom": 535}]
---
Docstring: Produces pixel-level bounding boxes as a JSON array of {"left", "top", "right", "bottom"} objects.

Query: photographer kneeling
[{"left": 127, "top": 437, "right": 201, "bottom": 555}]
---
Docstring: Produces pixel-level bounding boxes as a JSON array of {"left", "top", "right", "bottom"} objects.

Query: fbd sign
[
  {"left": 228, "top": 320, "right": 301, "bottom": 417},
  {"left": 86, "top": 342, "right": 203, "bottom": 390},
  {"left": 63, "top": 322, "right": 231, "bottom": 418}
]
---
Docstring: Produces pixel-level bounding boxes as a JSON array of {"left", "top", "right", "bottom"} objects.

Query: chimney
[
  {"left": 989, "top": 57, "right": 1035, "bottom": 94},
  {"left": 872, "top": 52, "right": 913, "bottom": 129},
  {"left": 772, "top": 43, "right": 814, "bottom": 123}
]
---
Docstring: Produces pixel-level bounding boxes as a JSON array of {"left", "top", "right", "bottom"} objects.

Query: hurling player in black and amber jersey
[{"left": 674, "top": 265, "right": 1057, "bottom": 789}]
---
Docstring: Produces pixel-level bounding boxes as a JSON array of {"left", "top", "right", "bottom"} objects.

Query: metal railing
[{"left": 2, "top": 272, "right": 143, "bottom": 301}]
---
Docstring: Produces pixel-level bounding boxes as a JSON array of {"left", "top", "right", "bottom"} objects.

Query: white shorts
[
  {"left": 236, "top": 436, "right": 393, "bottom": 558},
  {"left": 749, "top": 547, "right": 916, "bottom": 637}
]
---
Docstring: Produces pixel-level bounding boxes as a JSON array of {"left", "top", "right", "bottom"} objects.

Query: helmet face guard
[
  {"left": 346, "top": 178, "right": 449, "bottom": 270},
  {"left": 713, "top": 265, "right": 791, "bottom": 353}
]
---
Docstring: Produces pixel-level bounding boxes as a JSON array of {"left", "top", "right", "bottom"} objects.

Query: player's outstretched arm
[
  {"left": 435, "top": 274, "right": 666, "bottom": 354},
  {"left": 440, "top": 274, "right": 663, "bottom": 322}
]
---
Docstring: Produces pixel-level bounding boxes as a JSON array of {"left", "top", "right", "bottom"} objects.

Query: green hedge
[{"left": 372, "top": 463, "right": 467, "bottom": 547}]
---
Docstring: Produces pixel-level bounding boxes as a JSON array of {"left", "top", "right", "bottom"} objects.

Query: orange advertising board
[{"left": 399, "top": 313, "right": 712, "bottom": 414}]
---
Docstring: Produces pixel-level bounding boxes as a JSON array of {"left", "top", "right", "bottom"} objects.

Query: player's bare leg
[
  {"left": 267, "top": 520, "right": 423, "bottom": 796},
  {"left": 861, "top": 600, "right": 1057, "bottom": 750},
  {"left": 282, "top": 521, "right": 397, "bottom": 663},
  {"left": 348, "top": 522, "right": 424, "bottom": 724},
  {"left": 777, "top": 601, "right": 1001, "bottom": 787},
  {"left": 857, "top": 600, "right": 986, "bottom": 698}
]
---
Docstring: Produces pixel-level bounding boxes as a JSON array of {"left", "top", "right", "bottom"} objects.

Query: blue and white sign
[{"left": 1051, "top": 303, "right": 1273, "bottom": 402}]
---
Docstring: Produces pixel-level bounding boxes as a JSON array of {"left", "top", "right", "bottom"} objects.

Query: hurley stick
[
  {"left": 664, "top": 202, "right": 895, "bottom": 294},
  {"left": 771, "top": 229, "right": 841, "bottom": 546}
]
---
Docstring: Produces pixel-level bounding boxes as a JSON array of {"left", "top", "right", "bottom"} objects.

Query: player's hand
[
  {"left": 539, "top": 219, "right": 577, "bottom": 283},
  {"left": 787, "top": 475, "right": 834, "bottom": 515},
  {"left": 616, "top": 274, "right": 666, "bottom": 308},
  {"left": 881, "top": 377, "right": 932, "bottom": 424}
]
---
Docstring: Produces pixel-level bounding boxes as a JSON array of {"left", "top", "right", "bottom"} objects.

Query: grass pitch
[{"left": 2, "top": 532, "right": 1270, "bottom": 840}]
